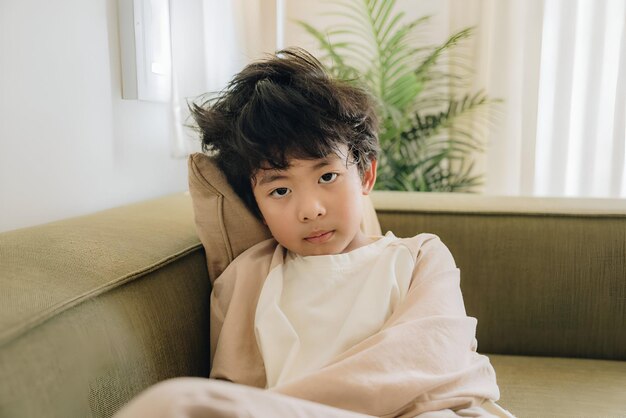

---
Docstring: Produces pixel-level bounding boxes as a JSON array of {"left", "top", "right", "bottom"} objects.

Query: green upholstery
[
  {"left": 490, "top": 354, "right": 626, "bottom": 417},
  {"left": 1, "top": 192, "right": 624, "bottom": 417},
  {"left": 0, "top": 194, "right": 210, "bottom": 417},
  {"left": 377, "top": 211, "right": 626, "bottom": 361}
]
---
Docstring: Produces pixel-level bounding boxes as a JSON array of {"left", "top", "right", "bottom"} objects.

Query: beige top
[
  {"left": 209, "top": 233, "right": 504, "bottom": 417},
  {"left": 255, "top": 232, "right": 412, "bottom": 388}
]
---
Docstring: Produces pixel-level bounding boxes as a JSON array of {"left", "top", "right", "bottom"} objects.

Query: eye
[
  {"left": 319, "top": 172, "right": 338, "bottom": 184},
  {"left": 269, "top": 187, "right": 291, "bottom": 198}
]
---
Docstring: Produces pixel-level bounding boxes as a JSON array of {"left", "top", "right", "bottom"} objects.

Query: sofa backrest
[{"left": 373, "top": 191, "right": 626, "bottom": 361}]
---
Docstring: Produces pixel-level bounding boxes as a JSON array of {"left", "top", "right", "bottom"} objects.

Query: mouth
[{"left": 304, "top": 230, "right": 335, "bottom": 244}]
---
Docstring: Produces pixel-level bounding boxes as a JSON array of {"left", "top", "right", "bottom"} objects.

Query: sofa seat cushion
[{"left": 489, "top": 354, "right": 626, "bottom": 417}]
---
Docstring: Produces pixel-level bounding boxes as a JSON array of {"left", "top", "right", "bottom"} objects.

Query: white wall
[
  {"left": 0, "top": 0, "right": 205, "bottom": 233},
  {"left": 0, "top": 0, "right": 459, "bottom": 233}
]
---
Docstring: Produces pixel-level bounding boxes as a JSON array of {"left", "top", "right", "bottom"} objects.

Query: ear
[{"left": 361, "top": 159, "right": 377, "bottom": 195}]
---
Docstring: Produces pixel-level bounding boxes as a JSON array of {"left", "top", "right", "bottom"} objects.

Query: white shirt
[{"left": 254, "top": 231, "right": 414, "bottom": 388}]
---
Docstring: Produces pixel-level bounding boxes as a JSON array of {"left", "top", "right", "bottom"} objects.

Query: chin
[
  {"left": 303, "top": 242, "right": 349, "bottom": 257},
  {"left": 309, "top": 248, "right": 338, "bottom": 256},
  {"left": 298, "top": 247, "right": 327, "bottom": 257}
]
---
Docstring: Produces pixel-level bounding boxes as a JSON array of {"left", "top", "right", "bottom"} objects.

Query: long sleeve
[
  {"left": 209, "top": 238, "right": 278, "bottom": 387},
  {"left": 269, "top": 234, "right": 500, "bottom": 417}
]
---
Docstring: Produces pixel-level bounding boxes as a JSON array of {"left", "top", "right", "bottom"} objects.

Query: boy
[{"left": 115, "top": 48, "right": 513, "bottom": 417}]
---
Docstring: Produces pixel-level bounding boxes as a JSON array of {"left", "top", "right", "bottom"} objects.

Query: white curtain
[
  {"left": 449, "top": 0, "right": 626, "bottom": 198},
  {"left": 168, "top": 0, "right": 278, "bottom": 158}
]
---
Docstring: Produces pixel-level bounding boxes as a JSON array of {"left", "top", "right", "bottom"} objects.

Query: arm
[
  {"left": 269, "top": 234, "right": 500, "bottom": 417},
  {"left": 209, "top": 238, "right": 277, "bottom": 387}
]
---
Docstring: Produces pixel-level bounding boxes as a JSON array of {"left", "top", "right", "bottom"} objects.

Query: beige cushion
[{"left": 188, "top": 153, "right": 382, "bottom": 283}]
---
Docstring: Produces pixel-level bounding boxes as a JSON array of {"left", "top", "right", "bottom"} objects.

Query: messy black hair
[{"left": 190, "top": 47, "right": 379, "bottom": 219}]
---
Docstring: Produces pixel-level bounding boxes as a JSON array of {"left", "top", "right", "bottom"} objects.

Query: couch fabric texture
[
  {"left": 377, "top": 209, "right": 626, "bottom": 361},
  {"left": 1, "top": 188, "right": 625, "bottom": 417},
  {"left": 0, "top": 195, "right": 210, "bottom": 417}
]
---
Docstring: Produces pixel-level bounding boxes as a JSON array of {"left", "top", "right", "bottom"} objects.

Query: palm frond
[
  {"left": 297, "top": 0, "right": 500, "bottom": 192},
  {"left": 414, "top": 27, "right": 474, "bottom": 82}
]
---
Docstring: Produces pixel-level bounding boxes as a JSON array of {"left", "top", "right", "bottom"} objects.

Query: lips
[{"left": 304, "top": 230, "right": 334, "bottom": 244}]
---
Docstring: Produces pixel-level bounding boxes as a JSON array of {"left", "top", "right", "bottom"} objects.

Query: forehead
[
  {"left": 262, "top": 144, "right": 349, "bottom": 170},
  {"left": 254, "top": 149, "right": 350, "bottom": 186}
]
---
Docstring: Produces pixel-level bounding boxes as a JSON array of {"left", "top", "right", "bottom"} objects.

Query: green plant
[{"left": 298, "top": 0, "right": 498, "bottom": 191}]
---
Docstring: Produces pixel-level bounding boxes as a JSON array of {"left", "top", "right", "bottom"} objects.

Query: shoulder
[
  {"left": 212, "top": 238, "right": 280, "bottom": 304},
  {"left": 216, "top": 238, "right": 278, "bottom": 283},
  {"left": 391, "top": 233, "right": 457, "bottom": 273},
  {"left": 232, "top": 238, "right": 279, "bottom": 267}
]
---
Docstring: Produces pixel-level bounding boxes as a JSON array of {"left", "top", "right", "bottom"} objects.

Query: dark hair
[{"left": 190, "top": 47, "right": 379, "bottom": 219}]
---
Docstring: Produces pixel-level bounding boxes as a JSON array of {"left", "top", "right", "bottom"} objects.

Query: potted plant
[{"left": 298, "top": 0, "right": 498, "bottom": 191}]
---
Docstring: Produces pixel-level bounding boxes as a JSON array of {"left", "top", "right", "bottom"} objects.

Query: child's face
[{"left": 252, "top": 146, "right": 377, "bottom": 256}]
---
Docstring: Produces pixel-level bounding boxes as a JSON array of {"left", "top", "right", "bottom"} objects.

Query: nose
[{"left": 297, "top": 194, "right": 326, "bottom": 222}]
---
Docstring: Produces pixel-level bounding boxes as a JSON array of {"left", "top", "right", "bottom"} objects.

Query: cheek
[
  {"left": 336, "top": 188, "right": 363, "bottom": 219},
  {"left": 258, "top": 202, "right": 286, "bottom": 230},
  {"left": 257, "top": 203, "right": 275, "bottom": 224}
]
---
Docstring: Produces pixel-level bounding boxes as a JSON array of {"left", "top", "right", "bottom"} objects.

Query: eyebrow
[
  {"left": 257, "top": 159, "right": 334, "bottom": 186},
  {"left": 257, "top": 173, "right": 288, "bottom": 186}
]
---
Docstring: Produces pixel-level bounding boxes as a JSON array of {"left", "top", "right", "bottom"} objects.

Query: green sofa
[{"left": 1, "top": 191, "right": 624, "bottom": 417}]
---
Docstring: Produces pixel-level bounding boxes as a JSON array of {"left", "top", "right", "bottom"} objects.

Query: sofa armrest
[{"left": 0, "top": 193, "right": 210, "bottom": 418}]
